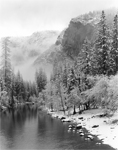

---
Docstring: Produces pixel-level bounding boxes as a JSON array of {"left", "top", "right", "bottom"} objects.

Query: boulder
[
  {"left": 79, "top": 131, "right": 83, "bottom": 134},
  {"left": 78, "top": 117, "right": 83, "bottom": 120},
  {"left": 79, "top": 129, "right": 83, "bottom": 132},
  {"left": 68, "top": 128, "right": 71, "bottom": 132},
  {"left": 76, "top": 125, "right": 82, "bottom": 129},
  {"left": 62, "top": 118, "right": 71, "bottom": 122},
  {"left": 85, "top": 138, "right": 91, "bottom": 141},
  {"left": 80, "top": 133, "right": 84, "bottom": 136},
  {"left": 68, "top": 127, "right": 72, "bottom": 130},
  {"left": 60, "top": 116, "right": 66, "bottom": 120},
  {"left": 68, "top": 125, "right": 75, "bottom": 128},
  {"left": 69, "top": 125, "right": 72, "bottom": 128},
  {"left": 96, "top": 142, "right": 101, "bottom": 145},
  {"left": 1, "top": 106, "right": 7, "bottom": 112},
  {"left": 92, "top": 125, "right": 99, "bottom": 128},
  {"left": 91, "top": 116, "right": 95, "bottom": 118},
  {"left": 87, "top": 135, "right": 94, "bottom": 140}
]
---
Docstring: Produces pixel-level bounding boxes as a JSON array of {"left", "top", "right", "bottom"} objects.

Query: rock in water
[
  {"left": 68, "top": 129, "right": 71, "bottom": 132},
  {"left": 87, "top": 135, "right": 94, "bottom": 140},
  {"left": 76, "top": 125, "right": 82, "bottom": 129},
  {"left": 80, "top": 133, "right": 84, "bottom": 136},
  {"left": 69, "top": 125, "right": 72, "bottom": 128}
]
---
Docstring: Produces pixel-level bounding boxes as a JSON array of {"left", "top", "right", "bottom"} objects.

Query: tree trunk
[
  {"left": 60, "top": 96, "right": 65, "bottom": 114},
  {"left": 58, "top": 85, "right": 65, "bottom": 114},
  {"left": 85, "top": 102, "right": 90, "bottom": 110},
  {"left": 11, "top": 88, "right": 14, "bottom": 108},
  {"left": 51, "top": 103, "right": 53, "bottom": 112},
  {"left": 73, "top": 105, "right": 76, "bottom": 115}
]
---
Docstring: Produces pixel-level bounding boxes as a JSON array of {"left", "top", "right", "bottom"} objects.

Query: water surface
[{"left": 0, "top": 105, "right": 115, "bottom": 150}]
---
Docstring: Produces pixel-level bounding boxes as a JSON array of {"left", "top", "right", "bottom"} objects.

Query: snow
[{"left": 48, "top": 109, "right": 118, "bottom": 149}]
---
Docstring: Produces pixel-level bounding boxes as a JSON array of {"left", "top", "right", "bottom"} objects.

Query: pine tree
[
  {"left": 14, "top": 71, "right": 23, "bottom": 102},
  {"left": 1, "top": 37, "right": 11, "bottom": 92},
  {"left": 25, "top": 81, "right": 31, "bottom": 102},
  {"left": 31, "top": 82, "right": 38, "bottom": 96},
  {"left": 45, "top": 81, "right": 57, "bottom": 111},
  {"left": 109, "top": 14, "right": 118, "bottom": 75},
  {"left": 35, "top": 68, "right": 47, "bottom": 93},
  {"left": 52, "top": 62, "right": 67, "bottom": 113},
  {"left": 20, "top": 78, "right": 26, "bottom": 101},
  {"left": 67, "top": 68, "right": 77, "bottom": 93},
  {"left": 10, "top": 69, "right": 16, "bottom": 107},
  {"left": 62, "top": 60, "right": 68, "bottom": 88},
  {"left": 78, "top": 37, "right": 93, "bottom": 75},
  {"left": 95, "top": 11, "right": 110, "bottom": 75}
]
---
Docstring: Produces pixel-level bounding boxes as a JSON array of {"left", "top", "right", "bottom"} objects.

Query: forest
[{"left": 0, "top": 11, "right": 118, "bottom": 115}]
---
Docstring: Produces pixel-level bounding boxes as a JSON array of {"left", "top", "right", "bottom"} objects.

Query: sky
[{"left": 0, "top": 0, "right": 118, "bottom": 38}]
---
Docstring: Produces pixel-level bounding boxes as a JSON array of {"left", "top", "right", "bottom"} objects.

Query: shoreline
[{"left": 47, "top": 108, "right": 118, "bottom": 150}]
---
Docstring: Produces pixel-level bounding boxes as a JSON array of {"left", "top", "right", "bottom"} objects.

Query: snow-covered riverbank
[{"left": 47, "top": 109, "right": 118, "bottom": 150}]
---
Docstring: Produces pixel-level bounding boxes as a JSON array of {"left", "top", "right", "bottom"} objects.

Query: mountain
[
  {"left": 9, "top": 31, "right": 60, "bottom": 65},
  {"left": 0, "top": 31, "right": 60, "bottom": 81},
  {"left": 34, "top": 8, "right": 118, "bottom": 66},
  {"left": 61, "top": 8, "right": 118, "bottom": 57}
]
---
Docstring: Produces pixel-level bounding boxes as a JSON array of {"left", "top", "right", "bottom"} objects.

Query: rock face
[
  {"left": 61, "top": 19, "right": 95, "bottom": 57},
  {"left": 33, "top": 44, "right": 62, "bottom": 65},
  {"left": 61, "top": 8, "right": 118, "bottom": 57},
  {"left": 33, "top": 19, "right": 96, "bottom": 65}
]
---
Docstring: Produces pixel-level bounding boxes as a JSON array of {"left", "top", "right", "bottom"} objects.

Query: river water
[{"left": 0, "top": 105, "right": 115, "bottom": 150}]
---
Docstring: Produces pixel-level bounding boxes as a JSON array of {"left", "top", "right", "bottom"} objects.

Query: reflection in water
[{"left": 0, "top": 105, "right": 115, "bottom": 150}]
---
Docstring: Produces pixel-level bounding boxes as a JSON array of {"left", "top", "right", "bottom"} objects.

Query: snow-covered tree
[
  {"left": 95, "top": 11, "right": 110, "bottom": 75},
  {"left": 68, "top": 86, "right": 81, "bottom": 114},
  {"left": 109, "top": 14, "right": 118, "bottom": 75},
  {"left": 1, "top": 37, "right": 11, "bottom": 92},
  {"left": 45, "top": 81, "right": 58, "bottom": 111},
  {"left": 62, "top": 61, "right": 68, "bottom": 88},
  {"left": 14, "top": 71, "right": 23, "bottom": 102},
  {"left": 35, "top": 68, "right": 47, "bottom": 93},
  {"left": 78, "top": 38, "right": 93, "bottom": 75},
  {"left": 67, "top": 68, "right": 77, "bottom": 93}
]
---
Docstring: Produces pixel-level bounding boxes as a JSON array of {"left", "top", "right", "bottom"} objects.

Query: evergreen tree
[
  {"left": 1, "top": 37, "right": 11, "bottom": 92},
  {"left": 62, "top": 60, "right": 69, "bottom": 88},
  {"left": 31, "top": 82, "right": 38, "bottom": 96},
  {"left": 95, "top": 11, "right": 110, "bottom": 75},
  {"left": 67, "top": 68, "right": 77, "bottom": 93},
  {"left": 14, "top": 71, "right": 23, "bottom": 102},
  {"left": 52, "top": 63, "right": 67, "bottom": 113},
  {"left": 20, "top": 78, "right": 26, "bottom": 101},
  {"left": 109, "top": 14, "right": 118, "bottom": 75},
  {"left": 35, "top": 68, "right": 47, "bottom": 93},
  {"left": 45, "top": 81, "right": 57, "bottom": 111},
  {"left": 25, "top": 81, "right": 31, "bottom": 102},
  {"left": 10, "top": 69, "right": 16, "bottom": 106},
  {"left": 78, "top": 38, "right": 93, "bottom": 75}
]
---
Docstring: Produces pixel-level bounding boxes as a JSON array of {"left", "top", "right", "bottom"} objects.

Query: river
[{"left": 0, "top": 105, "right": 115, "bottom": 150}]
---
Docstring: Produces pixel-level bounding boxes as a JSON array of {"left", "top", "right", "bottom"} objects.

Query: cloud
[{"left": 0, "top": 0, "right": 118, "bottom": 37}]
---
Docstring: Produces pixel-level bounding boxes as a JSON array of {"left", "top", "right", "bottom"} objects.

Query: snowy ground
[{"left": 48, "top": 109, "right": 118, "bottom": 150}]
